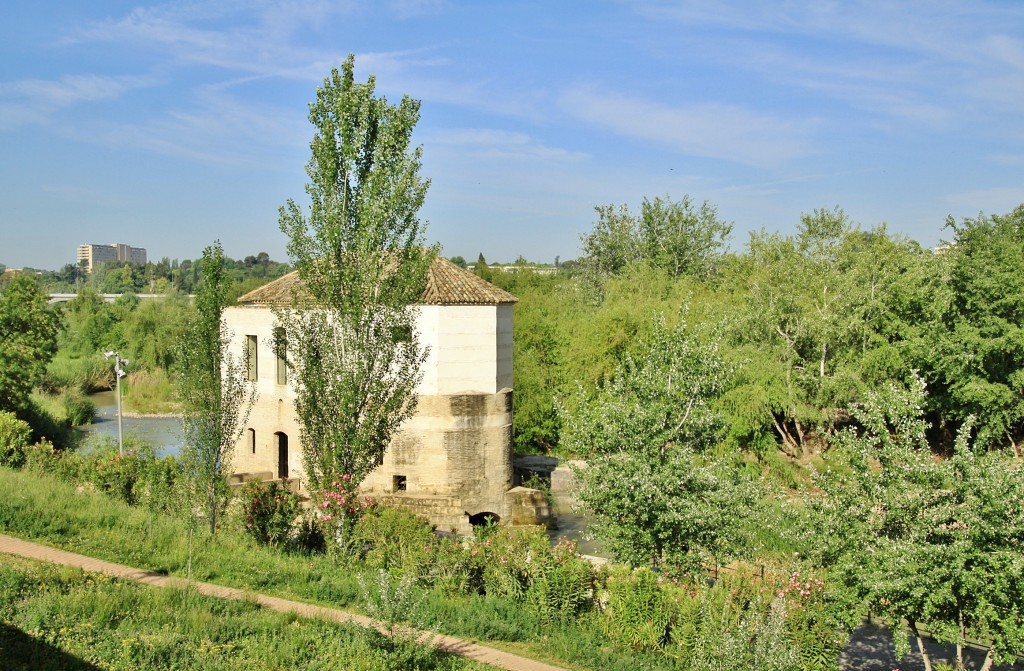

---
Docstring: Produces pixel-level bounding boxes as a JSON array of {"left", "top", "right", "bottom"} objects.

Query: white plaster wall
[{"left": 223, "top": 302, "right": 514, "bottom": 521}]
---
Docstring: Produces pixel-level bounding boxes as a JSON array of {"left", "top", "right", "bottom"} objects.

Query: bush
[
  {"left": 43, "top": 353, "right": 112, "bottom": 394},
  {"left": 122, "top": 368, "right": 177, "bottom": 414},
  {"left": 0, "top": 411, "right": 32, "bottom": 467},
  {"left": 23, "top": 438, "right": 58, "bottom": 474},
  {"left": 78, "top": 440, "right": 176, "bottom": 509},
  {"left": 239, "top": 480, "right": 301, "bottom": 546},
  {"left": 352, "top": 507, "right": 436, "bottom": 572},
  {"left": 602, "top": 566, "right": 675, "bottom": 650},
  {"left": 61, "top": 387, "right": 96, "bottom": 426}
]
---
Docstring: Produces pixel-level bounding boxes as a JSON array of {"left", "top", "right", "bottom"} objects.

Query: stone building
[{"left": 224, "top": 256, "right": 546, "bottom": 533}]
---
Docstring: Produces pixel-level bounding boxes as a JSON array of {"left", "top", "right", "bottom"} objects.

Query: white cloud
[
  {"left": 560, "top": 87, "right": 810, "bottom": 167},
  {"left": 0, "top": 74, "right": 150, "bottom": 109},
  {"left": 629, "top": 0, "right": 1024, "bottom": 126},
  {"left": 944, "top": 187, "right": 1024, "bottom": 214},
  {"left": 428, "top": 128, "right": 588, "bottom": 161}
]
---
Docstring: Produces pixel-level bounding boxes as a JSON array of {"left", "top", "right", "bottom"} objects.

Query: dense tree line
[
  {"left": 497, "top": 200, "right": 1024, "bottom": 458},
  {"left": 41, "top": 251, "right": 290, "bottom": 296}
]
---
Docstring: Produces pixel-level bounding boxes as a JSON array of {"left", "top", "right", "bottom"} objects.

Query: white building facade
[{"left": 224, "top": 257, "right": 541, "bottom": 533}]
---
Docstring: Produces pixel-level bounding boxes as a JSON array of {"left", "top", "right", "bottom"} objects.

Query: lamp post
[{"left": 104, "top": 351, "right": 128, "bottom": 455}]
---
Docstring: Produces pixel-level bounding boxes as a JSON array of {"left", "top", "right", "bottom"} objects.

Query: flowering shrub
[
  {"left": 316, "top": 473, "right": 376, "bottom": 553},
  {"left": 777, "top": 570, "right": 846, "bottom": 671},
  {"left": 239, "top": 480, "right": 300, "bottom": 546}
]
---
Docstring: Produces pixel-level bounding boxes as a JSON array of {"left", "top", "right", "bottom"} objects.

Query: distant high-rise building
[{"left": 76, "top": 243, "right": 147, "bottom": 272}]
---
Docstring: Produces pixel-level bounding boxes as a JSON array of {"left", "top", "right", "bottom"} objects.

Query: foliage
[
  {"left": 0, "top": 275, "right": 60, "bottom": 416},
  {"left": 0, "top": 558, "right": 480, "bottom": 671},
  {"left": 922, "top": 205, "right": 1024, "bottom": 452},
  {"left": 561, "top": 314, "right": 753, "bottom": 573},
  {"left": 238, "top": 480, "right": 301, "bottom": 547},
  {"left": 314, "top": 473, "right": 377, "bottom": 553},
  {"left": 0, "top": 411, "right": 32, "bottom": 467},
  {"left": 175, "top": 241, "right": 256, "bottom": 535},
  {"left": 358, "top": 568, "right": 427, "bottom": 642},
  {"left": 602, "top": 566, "right": 674, "bottom": 649},
  {"left": 811, "top": 379, "right": 1024, "bottom": 669},
  {"left": 277, "top": 55, "right": 433, "bottom": 517},
  {"left": 580, "top": 195, "right": 732, "bottom": 281},
  {"left": 121, "top": 368, "right": 177, "bottom": 414},
  {"left": 560, "top": 313, "right": 727, "bottom": 459},
  {"left": 60, "top": 387, "right": 95, "bottom": 426}
]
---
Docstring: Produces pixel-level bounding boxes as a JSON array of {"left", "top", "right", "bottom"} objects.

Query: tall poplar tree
[
  {"left": 277, "top": 55, "right": 433, "bottom": 505},
  {"left": 176, "top": 241, "right": 256, "bottom": 535}
]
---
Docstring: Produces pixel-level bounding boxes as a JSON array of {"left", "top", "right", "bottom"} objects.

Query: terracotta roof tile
[{"left": 236, "top": 256, "right": 517, "bottom": 306}]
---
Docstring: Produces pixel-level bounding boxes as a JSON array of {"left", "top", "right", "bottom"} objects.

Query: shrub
[
  {"left": 80, "top": 440, "right": 171, "bottom": 507},
  {"left": 23, "top": 438, "right": 58, "bottom": 474},
  {"left": 61, "top": 387, "right": 96, "bottom": 426},
  {"left": 43, "top": 353, "right": 112, "bottom": 394},
  {"left": 352, "top": 506, "right": 436, "bottom": 572},
  {"left": 122, "top": 368, "right": 178, "bottom": 414},
  {"left": 316, "top": 473, "right": 377, "bottom": 554},
  {"left": 601, "top": 566, "right": 675, "bottom": 650},
  {"left": 0, "top": 411, "right": 32, "bottom": 467},
  {"left": 239, "top": 480, "right": 301, "bottom": 546}
]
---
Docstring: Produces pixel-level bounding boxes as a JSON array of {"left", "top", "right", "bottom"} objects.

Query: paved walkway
[{"left": 0, "top": 534, "right": 567, "bottom": 671}]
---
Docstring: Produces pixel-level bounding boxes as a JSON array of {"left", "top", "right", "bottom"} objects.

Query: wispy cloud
[
  {"left": 0, "top": 74, "right": 152, "bottom": 130},
  {"left": 428, "top": 128, "right": 588, "bottom": 162},
  {"left": 944, "top": 186, "right": 1024, "bottom": 214},
  {"left": 560, "top": 87, "right": 810, "bottom": 167},
  {"left": 630, "top": 0, "right": 1024, "bottom": 125}
]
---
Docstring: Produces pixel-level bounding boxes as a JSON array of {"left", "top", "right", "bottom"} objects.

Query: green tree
[
  {"left": 175, "top": 241, "right": 256, "bottom": 535},
  {"left": 580, "top": 195, "right": 731, "bottom": 281},
  {"left": 720, "top": 210, "right": 928, "bottom": 456},
  {"left": 560, "top": 315, "right": 751, "bottom": 574},
  {"left": 812, "top": 380, "right": 1024, "bottom": 670},
  {"left": 0, "top": 275, "right": 60, "bottom": 415},
  {"left": 277, "top": 55, "right": 433, "bottom": 542},
  {"left": 922, "top": 205, "right": 1024, "bottom": 452},
  {"left": 473, "top": 252, "right": 492, "bottom": 281}
]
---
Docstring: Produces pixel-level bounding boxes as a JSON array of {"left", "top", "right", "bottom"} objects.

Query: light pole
[{"left": 104, "top": 351, "right": 128, "bottom": 455}]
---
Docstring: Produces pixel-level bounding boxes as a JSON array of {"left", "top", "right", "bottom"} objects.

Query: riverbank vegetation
[
  {"left": 0, "top": 554, "right": 484, "bottom": 671},
  {"left": 0, "top": 461, "right": 849, "bottom": 671}
]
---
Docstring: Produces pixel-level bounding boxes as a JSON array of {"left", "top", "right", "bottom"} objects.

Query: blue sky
[{"left": 2, "top": 1, "right": 1023, "bottom": 270}]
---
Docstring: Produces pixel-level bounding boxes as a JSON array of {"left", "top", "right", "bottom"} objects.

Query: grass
[
  {"left": 0, "top": 555, "right": 487, "bottom": 671},
  {"left": 0, "top": 467, "right": 693, "bottom": 671},
  {"left": 121, "top": 368, "right": 178, "bottom": 415}
]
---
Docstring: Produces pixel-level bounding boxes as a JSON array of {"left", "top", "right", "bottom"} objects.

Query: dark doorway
[
  {"left": 468, "top": 511, "right": 500, "bottom": 527},
  {"left": 275, "top": 432, "right": 288, "bottom": 479}
]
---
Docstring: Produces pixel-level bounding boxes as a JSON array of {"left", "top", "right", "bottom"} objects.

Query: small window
[
  {"left": 390, "top": 324, "right": 412, "bottom": 343},
  {"left": 274, "top": 327, "right": 287, "bottom": 385},
  {"left": 245, "top": 335, "right": 258, "bottom": 381},
  {"left": 248, "top": 428, "right": 256, "bottom": 454},
  {"left": 393, "top": 475, "right": 407, "bottom": 492}
]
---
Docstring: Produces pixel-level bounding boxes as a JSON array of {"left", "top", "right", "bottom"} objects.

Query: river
[{"left": 77, "top": 391, "right": 184, "bottom": 456}]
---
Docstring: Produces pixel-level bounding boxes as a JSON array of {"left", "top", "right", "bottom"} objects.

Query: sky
[{"left": 2, "top": 1, "right": 1024, "bottom": 271}]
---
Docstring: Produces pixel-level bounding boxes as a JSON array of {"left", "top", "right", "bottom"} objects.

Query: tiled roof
[{"left": 236, "top": 256, "right": 518, "bottom": 306}]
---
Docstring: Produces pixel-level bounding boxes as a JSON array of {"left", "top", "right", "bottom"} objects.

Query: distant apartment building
[{"left": 76, "top": 243, "right": 147, "bottom": 272}]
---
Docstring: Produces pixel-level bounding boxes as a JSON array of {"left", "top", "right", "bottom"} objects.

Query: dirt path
[{"left": 0, "top": 534, "right": 567, "bottom": 671}]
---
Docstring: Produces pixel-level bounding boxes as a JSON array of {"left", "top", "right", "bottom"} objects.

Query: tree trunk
[
  {"left": 957, "top": 608, "right": 965, "bottom": 670},
  {"left": 911, "top": 622, "right": 933, "bottom": 671},
  {"left": 772, "top": 417, "right": 800, "bottom": 458},
  {"left": 208, "top": 482, "right": 217, "bottom": 536}
]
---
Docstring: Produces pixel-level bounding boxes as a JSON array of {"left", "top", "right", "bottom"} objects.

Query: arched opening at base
[{"left": 468, "top": 511, "right": 500, "bottom": 527}]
